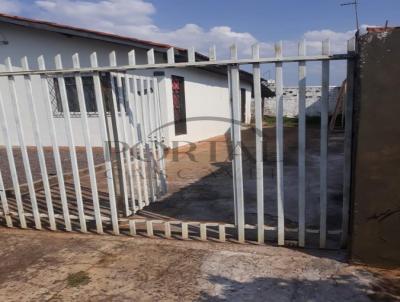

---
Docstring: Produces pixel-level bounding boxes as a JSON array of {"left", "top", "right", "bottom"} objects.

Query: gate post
[
  {"left": 341, "top": 38, "right": 356, "bottom": 247},
  {"left": 229, "top": 45, "right": 245, "bottom": 243},
  {"left": 349, "top": 28, "right": 400, "bottom": 267}
]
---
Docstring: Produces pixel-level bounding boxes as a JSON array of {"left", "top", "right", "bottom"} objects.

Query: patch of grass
[
  {"left": 263, "top": 115, "right": 322, "bottom": 127},
  {"left": 263, "top": 115, "right": 298, "bottom": 127},
  {"left": 66, "top": 271, "right": 90, "bottom": 287}
]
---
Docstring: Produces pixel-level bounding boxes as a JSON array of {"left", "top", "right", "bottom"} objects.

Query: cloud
[
  {"left": 35, "top": 0, "right": 155, "bottom": 28},
  {"left": 27, "top": 0, "right": 356, "bottom": 60},
  {"left": 1, "top": 0, "right": 360, "bottom": 83},
  {"left": 0, "top": 0, "right": 22, "bottom": 14},
  {"left": 303, "top": 29, "right": 355, "bottom": 54},
  {"left": 31, "top": 0, "right": 267, "bottom": 58}
]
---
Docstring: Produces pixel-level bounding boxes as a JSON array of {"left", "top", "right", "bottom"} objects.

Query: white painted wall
[
  {"left": 161, "top": 68, "right": 252, "bottom": 148},
  {"left": 0, "top": 22, "right": 157, "bottom": 147},
  {"left": 0, "top": 22, "right": 252, "bottom": 148},
  {"left": 263, "top": 86, "right": 340, "bottom": 117}
]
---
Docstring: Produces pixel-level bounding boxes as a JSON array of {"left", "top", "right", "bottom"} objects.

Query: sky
[{"left": 1, "top": 0, "right": 399, "bottom": 84}]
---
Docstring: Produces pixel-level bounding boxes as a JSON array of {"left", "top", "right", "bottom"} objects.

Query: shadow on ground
[{"left": 144, "top": 123, "right": 345, "bottom": 248}]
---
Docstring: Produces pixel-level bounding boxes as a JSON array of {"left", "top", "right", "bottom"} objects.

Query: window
[
  {"left": 50, "top": 76, "right": 97, "bottom": 117},
  {"left": 98, "top": 73, "right": 130, "bottom": 115},
  {"left": 49, "top": 73, "right": 136, "bottom": 118},
  {"left": 112, "top": 76, "right": 129, "bottom": 113}
]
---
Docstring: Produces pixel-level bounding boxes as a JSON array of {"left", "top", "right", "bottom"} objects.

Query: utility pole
[{"left": 341, "top": 0, "right": 360, "bottom": 31}]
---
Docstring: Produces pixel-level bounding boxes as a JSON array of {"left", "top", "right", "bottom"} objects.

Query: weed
[
  {"left": 263, "top": 115, "right": 323, "bottom": 127},
  {"left": 66, "top": 271, "right": 90, "bottom": 287}
]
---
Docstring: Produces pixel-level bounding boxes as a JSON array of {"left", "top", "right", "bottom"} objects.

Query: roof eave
[{"left": 0, "top": 13, "right": 185, "bottom": 54}]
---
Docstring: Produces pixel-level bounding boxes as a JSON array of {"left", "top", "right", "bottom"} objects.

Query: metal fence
[
  {"left": 0, "top": 50, "right": 167, "bottom": 235},
  {"left": 0, "top": 38, "right": 355, "bottom": 249}
]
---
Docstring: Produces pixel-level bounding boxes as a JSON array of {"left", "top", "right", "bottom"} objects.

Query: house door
[
  {"left": 172, "top": 75, "right": 187, "bottom": 135},
  {"left": 241, "top": 88, "right": 246, "bottom": 123}
]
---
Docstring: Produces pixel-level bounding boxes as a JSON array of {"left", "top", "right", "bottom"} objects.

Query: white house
[{"left": 0, "top": 13, "right": 261, "bottom": 149}]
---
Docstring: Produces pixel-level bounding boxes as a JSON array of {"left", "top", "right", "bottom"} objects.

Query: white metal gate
[
  {"left": 0, "top": 50, "right": 167, "bottom": 235},
  {"left": 0, "top": 38, "right": 355, "bottom": 249}
]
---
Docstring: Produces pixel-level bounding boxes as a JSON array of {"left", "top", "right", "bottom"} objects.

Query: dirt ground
[
  {"left": 1, "top": 123, "right": 400, "bottom": 301},
  {"left": 1, "top": 123, "right": 346, "bottom": 246},
  {"left": 0, "top": 146, "right": 105, "bottom": 190},
  {"left": 1, "top": 228, "right": 399, "bottom": 302},
  {"left": 148, "top": 123, "right": 345, "bottom": 247}
]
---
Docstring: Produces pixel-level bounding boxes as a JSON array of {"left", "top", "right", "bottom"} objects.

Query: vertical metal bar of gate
[
  {"left": 90, "top": 52, "right": 119, "bottom": 234},
  {"left": 55, "top": 54, "right": 87, "bottom": 233},
  {"left": 123, "top": 74, "right": 143, "bottom": 213},
  {"left": 147, "top": 76, "right": 157, "bottom": 201},
  {"left": 298, "top": 40, "right": 307, "bottom": 247},
  {"left": 209, "top": 45, "right": 217, "bottom": 61},
  {"left": 167, "top": 47, "right": 175, "bottom": 64},
  {"left": 319, "top": 40, "right": 330, "bottom": 248},
  {"left": 72, "top": 53, "right": 103, "bottom": 233},
  {"left": 125, "top": 50, "right": 143, "bottom": 211},
  {"left": 1, "top": 58, "right": 38, "bottom": 229},
  {"left": 109, "top": 51, "right": 129, "bottom": 216},
  {"left": 115, "top": 70, "right": 136, "bottom": 215},
  {"left": 153, "top": 77, "right": 167, "bottom": 194},
  {"left": 126, "top": 49, "right": 145, "bottom": 209},
  {"left": 275, "top": 41, "right": 285, "bottom": 246},
  {"left": 38, "top": 56, "right": 72, "bottom": 231},
  {"left": 229, "top": 44, "right": 245, "bottom": 243},
  {"left": 146, "top": 77, "right": 159, "bottom": 198},
  {"left": 252, "top": 44, "right": 264, "bottom": 244},
  {"left": 148, "top": 78, "right": 161, "bottom": 194},
  {"left": 139, "top": 76, "right": 150, "bottom": 202},
  {"left": 227, "top": 64, "right": 237, "bottom": 226},
  {"left": 188, "top": 47, "right": 196, "bottom": 63},
  {"left": 21, "top": 57, "right": 56, "bottom": 231},
  {"left": 132, "top": 75, "right": 150, "bottom": 207},
  {"left": 341, "top": 38, "right": 356, "bottom": 247},
  {"left": 109, "top": 71, "right": 129, "bottom": 215},
  {"left": 4, "top": 58, "right": 41, "bottom": 229},
  {"left": 0, "top": 90, "right": 27, "bottom": 229},
  {"left": 0, "top": 170, "right": 12, "bottom": 227},
  {"left": 139, "top": 76, "right": 156, "bottom": 204},
  {"left": 124, "top": 73, "right": 144, "bottom": 211},
  {"left": 146, "top": 50, "right": 159, "bottom": 199},
  {"left": 123, "top": 68, "right": 143, "bottom": 213}
]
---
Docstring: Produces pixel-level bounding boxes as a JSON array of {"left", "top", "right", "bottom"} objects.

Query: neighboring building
[
  {"left": 262, "top": 81, "right": 340, "bottom": 118},
  {"left": 0, "top": 13, "right": 268, "bottom": 148}
]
